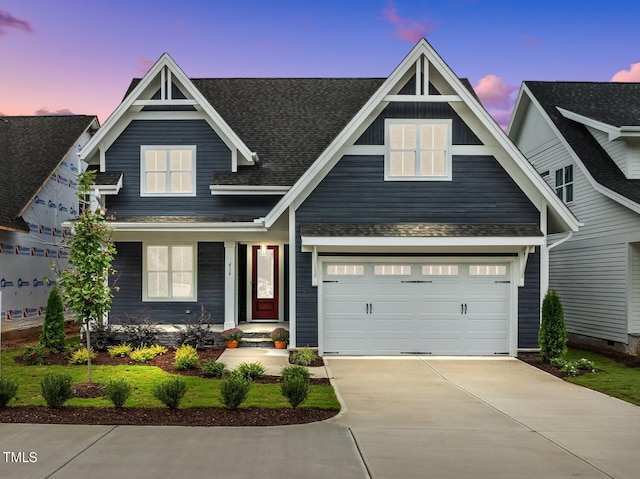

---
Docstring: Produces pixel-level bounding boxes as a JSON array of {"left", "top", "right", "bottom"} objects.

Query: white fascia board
[
  {"left": 301, "top": 235, "right": 545, "bottom": 249},
  {"left": 209, "top": 185, "right": 290, "bottom": 195},
  {"left": 79, "top": 53, "right": 254, "bottom": 165},
  {"left": 107, "top": 222, "right": 268, "bottom": 233},
  {"left": 556, "top": 107, "right": 620, "bottom": 138},
  {"left": 523, "top": 86, "right": 640, "bottom": 216}
]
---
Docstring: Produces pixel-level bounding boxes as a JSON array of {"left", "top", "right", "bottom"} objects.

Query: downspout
[{"left": 547, "top": 231, "right": 573, "bottom": 251}]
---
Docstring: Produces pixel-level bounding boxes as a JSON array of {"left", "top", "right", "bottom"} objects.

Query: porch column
[{"left": 223, "top": 241, "right": 238, "bottom": 330}]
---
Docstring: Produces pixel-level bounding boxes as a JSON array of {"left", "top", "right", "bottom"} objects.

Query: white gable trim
[
  {"left": 79, "top": 53, "right": 255, "bottom": 168},
  {"left": 514, "top": 85, "right": 640, "bottom": 216},
  {"left": 264, "top": 40, "right": 579, "bottom": 233}
]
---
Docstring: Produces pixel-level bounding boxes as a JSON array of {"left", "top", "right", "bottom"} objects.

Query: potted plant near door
[
  {"left": 221, "top": 328, "right": 244, "bottom": 349},
  {"left": 269, "top": 327, "right": 289, "bottom": 349}
]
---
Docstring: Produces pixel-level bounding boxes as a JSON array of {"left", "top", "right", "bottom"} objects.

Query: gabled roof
[
  {"left": 0, "top": 115, "right": 97, "bottom": 232},
  {"left": 517, "top": 81, "right": 640, "bottom": 207}
]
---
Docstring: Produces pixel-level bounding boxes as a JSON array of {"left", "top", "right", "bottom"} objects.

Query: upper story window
[
  {"left": 555, "top": 165, "right": 573, "bottom": 203},
  {"left": 141, "top": 146, "right": 196, "bottom": 196},
  {"left": 385, "top": 120, "right": 452, "bottom": 181}
]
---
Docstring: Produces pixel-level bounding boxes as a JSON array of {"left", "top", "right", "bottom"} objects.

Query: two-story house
[{"left": 78, "top": 40, "right": 579, "bottom": 356}]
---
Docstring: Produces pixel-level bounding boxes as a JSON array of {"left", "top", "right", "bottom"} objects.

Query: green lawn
[
  {"left": 0, "top": 346, "right": 340, "bottom": 410},
  {"left": 565, "top": 348, "right": 640, "bottom": 406}
]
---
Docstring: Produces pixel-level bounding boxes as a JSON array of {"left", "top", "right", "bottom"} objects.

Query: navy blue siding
[
  {"left": 109, "top": 241, "right": 225, "bottom": 324},
  {"left": 518, "top": 251, "right": 541, "bottom": 349},
  {"left": 105, "top": 120, "right": 278, "bottom": 217},
  {"left": 295, "top": 155, "right": 540, "bottom": 346}
]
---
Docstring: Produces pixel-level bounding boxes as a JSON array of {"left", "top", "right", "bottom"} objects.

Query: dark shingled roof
[
  {"left": 525, "top": 81, "right": 640, "bottom": 205},
  {"left": 300, "top": 223, "right": 543, "bottom": 238},
  {"left": 94, "top": 171, "right": 123, "bottom": 186},
  {"left": 126, "top": 77, "right": 386, "bottom": 187},
  {"left": 0, "top": 115, "right": 96, "bottom": 232},
  {"left": 113, "top": 215, "right": 258, "bottom": 223}
]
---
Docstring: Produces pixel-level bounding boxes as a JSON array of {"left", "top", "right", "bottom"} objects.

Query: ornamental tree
[
  {"left": 56, "top": 170, "right": 117, "bottom": 382},
  {"left": 539, "top": 288, "right": 567, "bottom": 363}
]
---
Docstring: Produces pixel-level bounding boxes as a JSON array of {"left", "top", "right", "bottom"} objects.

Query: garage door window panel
[
  {"left": 374, "top": 265, "right": 411, "bottom": 275},
  {"left": 469, "top": 265, "right": 507, "bottom": 276}
]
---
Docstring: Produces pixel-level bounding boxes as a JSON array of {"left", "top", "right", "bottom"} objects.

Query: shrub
[
  {"left": 40, "top": 372, "right": 73, "bottom": 408},
  {"left": 152, "top": 377, "right": 187, "bottom": 409},
  {"left": 68, "top": 347, "right": 97, "bottom": 365},
  {"left": 219, "top": 375, "right": 251, "bottom": 409},
  {"left": 201, "top": 359, "right": 228, "bottom": 377},
  {"left": 174, "top": 344, "right": 200, "bottom": 370},
  {"left": 539, "top": 289, "right": 567, "bottom": 363},
  {"left": 235, "top": 361, "right": 267, "bottom": 381},
  {"left": 108, "top": 343, "right": 133, "bottom": 358},
  {"left": 291, "top": 347, "right": 317, "bottom": 366},
  {"left": 23, "top": 344, "right": 51, "bottom": 365},
  {"left": 281, "top": 375, "right": 310, "bottom": 408},
  {"left": 221, "top": 328, "right": 244, "bottom": 342},
  {"left": 178, "top": 305, "right": 214, "bottom": 349},
  {"left": 92, "top": 320, "right": 117, "bottom": 351},
  {"left": 281, "top": 365, "right": 312, "bottom": 383},
  {"left": 122, "top": 313, "right": 159, "bottom": 347},
  {"left": 130, "top": 344, "right": 167, "bottom": 362},
  {"left": 40, "top": 289, "right": 66, "bottom": 352},
  {"left": 0, "top": 378, "right": 18, "bottom": 407},
  {"left": 269, "top": 327, "right": 289, "bottom": 342},
  {"left": 102, "top": 377, "right": 133, "bottom": 407},
  {"left": 550, "top": 357, "right": 597, "bottom": 377}
]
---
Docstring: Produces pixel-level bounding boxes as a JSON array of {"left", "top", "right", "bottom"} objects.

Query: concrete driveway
[{"left": 327, "top": 357, "right": 640, "bottom": 479}]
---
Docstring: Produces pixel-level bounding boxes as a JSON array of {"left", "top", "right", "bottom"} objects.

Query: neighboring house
[
  {"left": 509, "top": 81, "right": 640, "bottom": 354},
  {"left": 0, "top": 115, "right": 99, "bottom": 321},
  {"left": 78, "top": 40, "right": 578, "bottom": 356}
]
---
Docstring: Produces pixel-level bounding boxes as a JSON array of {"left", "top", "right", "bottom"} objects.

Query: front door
[{"left": 251, "top": 245, "right": 279, "bottom": 319}]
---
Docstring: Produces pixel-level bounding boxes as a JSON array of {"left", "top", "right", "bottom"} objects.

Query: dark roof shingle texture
[
  {"left": 0, "top": 115, "right": 96, "bottom": 231},
  {"left": 300, "top": 223, "right": 542, "bottom": 238},
  {"left": 525, "top": 81, "right": 640, "bottom": 204}
]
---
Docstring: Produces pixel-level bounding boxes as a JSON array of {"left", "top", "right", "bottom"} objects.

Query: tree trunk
[{"left": 85, "top": 321, "right": 92, "bottom": 383}]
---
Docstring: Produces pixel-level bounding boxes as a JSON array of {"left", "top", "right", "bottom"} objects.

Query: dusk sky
[{"left": 2, "top": 0, "right": 640, "bottom": 128}]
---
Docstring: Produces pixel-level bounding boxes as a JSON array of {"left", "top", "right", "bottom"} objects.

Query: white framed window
[
  {"left": 144, "top": 244, "right": 196, "bottom": 301},
  {"left": 422, "top": 265, "right": 459, "bottom": 276},
  {"left": 385, "top": 119, "right": 452, "bottom": 181},
  {"left": 555, "top": 165, "right": 573, "bottom": 203},
  {"left": 326, "top": 264, "right": 364, "bottom": 276},
  {"left": 141, "top": 146, "right": 196, "bottom": 196},
  {"left": 469, "top": 265, "right": 507, "bottom": 276},
  {"left": 374, "top": 265, "right": 411, "bottom": 275}
]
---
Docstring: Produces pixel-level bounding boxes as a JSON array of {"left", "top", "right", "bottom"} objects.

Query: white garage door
[{"left": 322, "top": 261, "right": 511, "bottom": 355}]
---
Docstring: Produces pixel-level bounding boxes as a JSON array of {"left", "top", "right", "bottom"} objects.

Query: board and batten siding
[
  {"left": 109, "top": 242, "right": 225, "bottom": 324},
  {"left": 104, "top": 120, "right": 279, "bottom": 218},
  {"left": 295, "top": 154, "right": 541, "bottom": 347},
  {"left": 515, "top": 103, "right": 640, "bottom": 342}
]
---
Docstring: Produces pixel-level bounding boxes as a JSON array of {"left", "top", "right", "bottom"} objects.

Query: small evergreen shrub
[
  {"left": 40, "top": 289, "right": 66, "bottom": 352},
  {"left": 219, "top": 375, "right": 251, "bottom": 409},
  {"left": 102, "top": 377, "right": 133, "bottom": 407},
  {"left": 291, "top": 347, "right": 317, "bottom": 366},
  {"left": 281, "top": 375, "right": 310, "bottom": 408},
  {"left": 40, "top": 372, "right": 73, "bottom": 408},
  {"left": 539, "top": 289, "right": 567, "bottom": 363},
  {"left": 129, "top": 344, "right": 167, "bottom": 362},
  {"left": 0, "top": 378, "right": 18, "bottom": 407},
  {"left": 23, "top": 344, "right": 51, "bottom": 365},
  {"left": 202, "top": 359, "right": 228, "bottom": 377},
  {"left": 108, "top": 343, "right": 133, "bottom": 358},
  {"left": 68, "top": 347, "right": 97, "bottom": 365},
  {"left": 152, "top": 377, "right": 187, "bottom": 409},
  {"left": 281, "top": 365, "right": 312, "bottom": 383},
  {"left": 235, "top": 361, "right": 267, "bottom": 381},
  {"left": 174, "top": 344, "right": 200, "bottom": 370}
]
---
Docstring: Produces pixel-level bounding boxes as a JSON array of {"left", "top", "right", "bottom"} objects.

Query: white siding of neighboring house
[
  {"left": 514, "top": 101, "right": 640, "bottom": 344},
  {"left": 587, "top": 126, "right": 628, "bottom": 177},
  {"left": 632, "top": 243, "right": 640, "bottom": 333}
]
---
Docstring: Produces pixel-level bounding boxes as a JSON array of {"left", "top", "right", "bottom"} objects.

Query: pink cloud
[
  {"left": 35, "top": 107, "right": 75, "bottom": 116},
  {"left": 382, "top": 3, "right": 437, "bottom": 43},
  {"left": 611, "top": 62, "right": 640, "bottom": 82},
  {"left": 0, "top": 10, "right": 33, "bottom": 36},
  {"left": 474, "top": 74, "right": 517, "bottom": 109},
  {"left": 137, "top": 58, "right": 156, "bottom": 76}
]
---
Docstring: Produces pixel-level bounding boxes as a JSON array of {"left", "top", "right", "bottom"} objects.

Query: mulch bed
[{"left": 4, "top": 347, "right": 336, "bottom": 427}]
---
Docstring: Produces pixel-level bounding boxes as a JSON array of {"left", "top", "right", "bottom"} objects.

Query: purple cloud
[
  {"left": 0, "top": 10, "right": 33, "bottom": 36},
  {"left": 473, "top": 74, "right": 518, "bottom": 129},
  {"left": 382, "top": 3, "right": 438, "bottom": 43},
  {"left": 35, "top": 107, "right": 75, "bottom": 116}
]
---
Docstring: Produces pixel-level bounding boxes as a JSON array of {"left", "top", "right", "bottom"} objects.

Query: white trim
[
  {"left": 288, "top": 205, "right": 297, "bottom": 348},
  {"left": 132, "top": 99, "right": 198, "bottom": 106},
  {"left": 383, "top": 94, "right": 462, "bottom": 102},
  {"left": 142, "top": 242, "right": 197, "bottom": 302},
  {"left": 517, "top": 246, "right": 535, "bottom": 287},
  {"left": 140, "top": 145, "right": 197, "bottom": 197},
  {"left": 301, "top": 235, "right": 544, "bottom": 249},
  {"left": 557, "top": 107, "right": 640, "bottom": 140},
  {"left": 224, "top": 241, "right": 238, "bottom": 330},
  {"left": 105, "top": 221, "right": 267, "bottom": 233},
  {"left": 95, "top": 174, "right": 123, "bottom": 196},
  {"left": 210, "top": 185, "right": 290, "bottom": 195}
]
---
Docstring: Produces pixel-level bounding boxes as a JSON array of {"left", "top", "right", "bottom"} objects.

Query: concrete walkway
[{"left": 328, "top": 357, "right": 640, "bottom": 479}]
